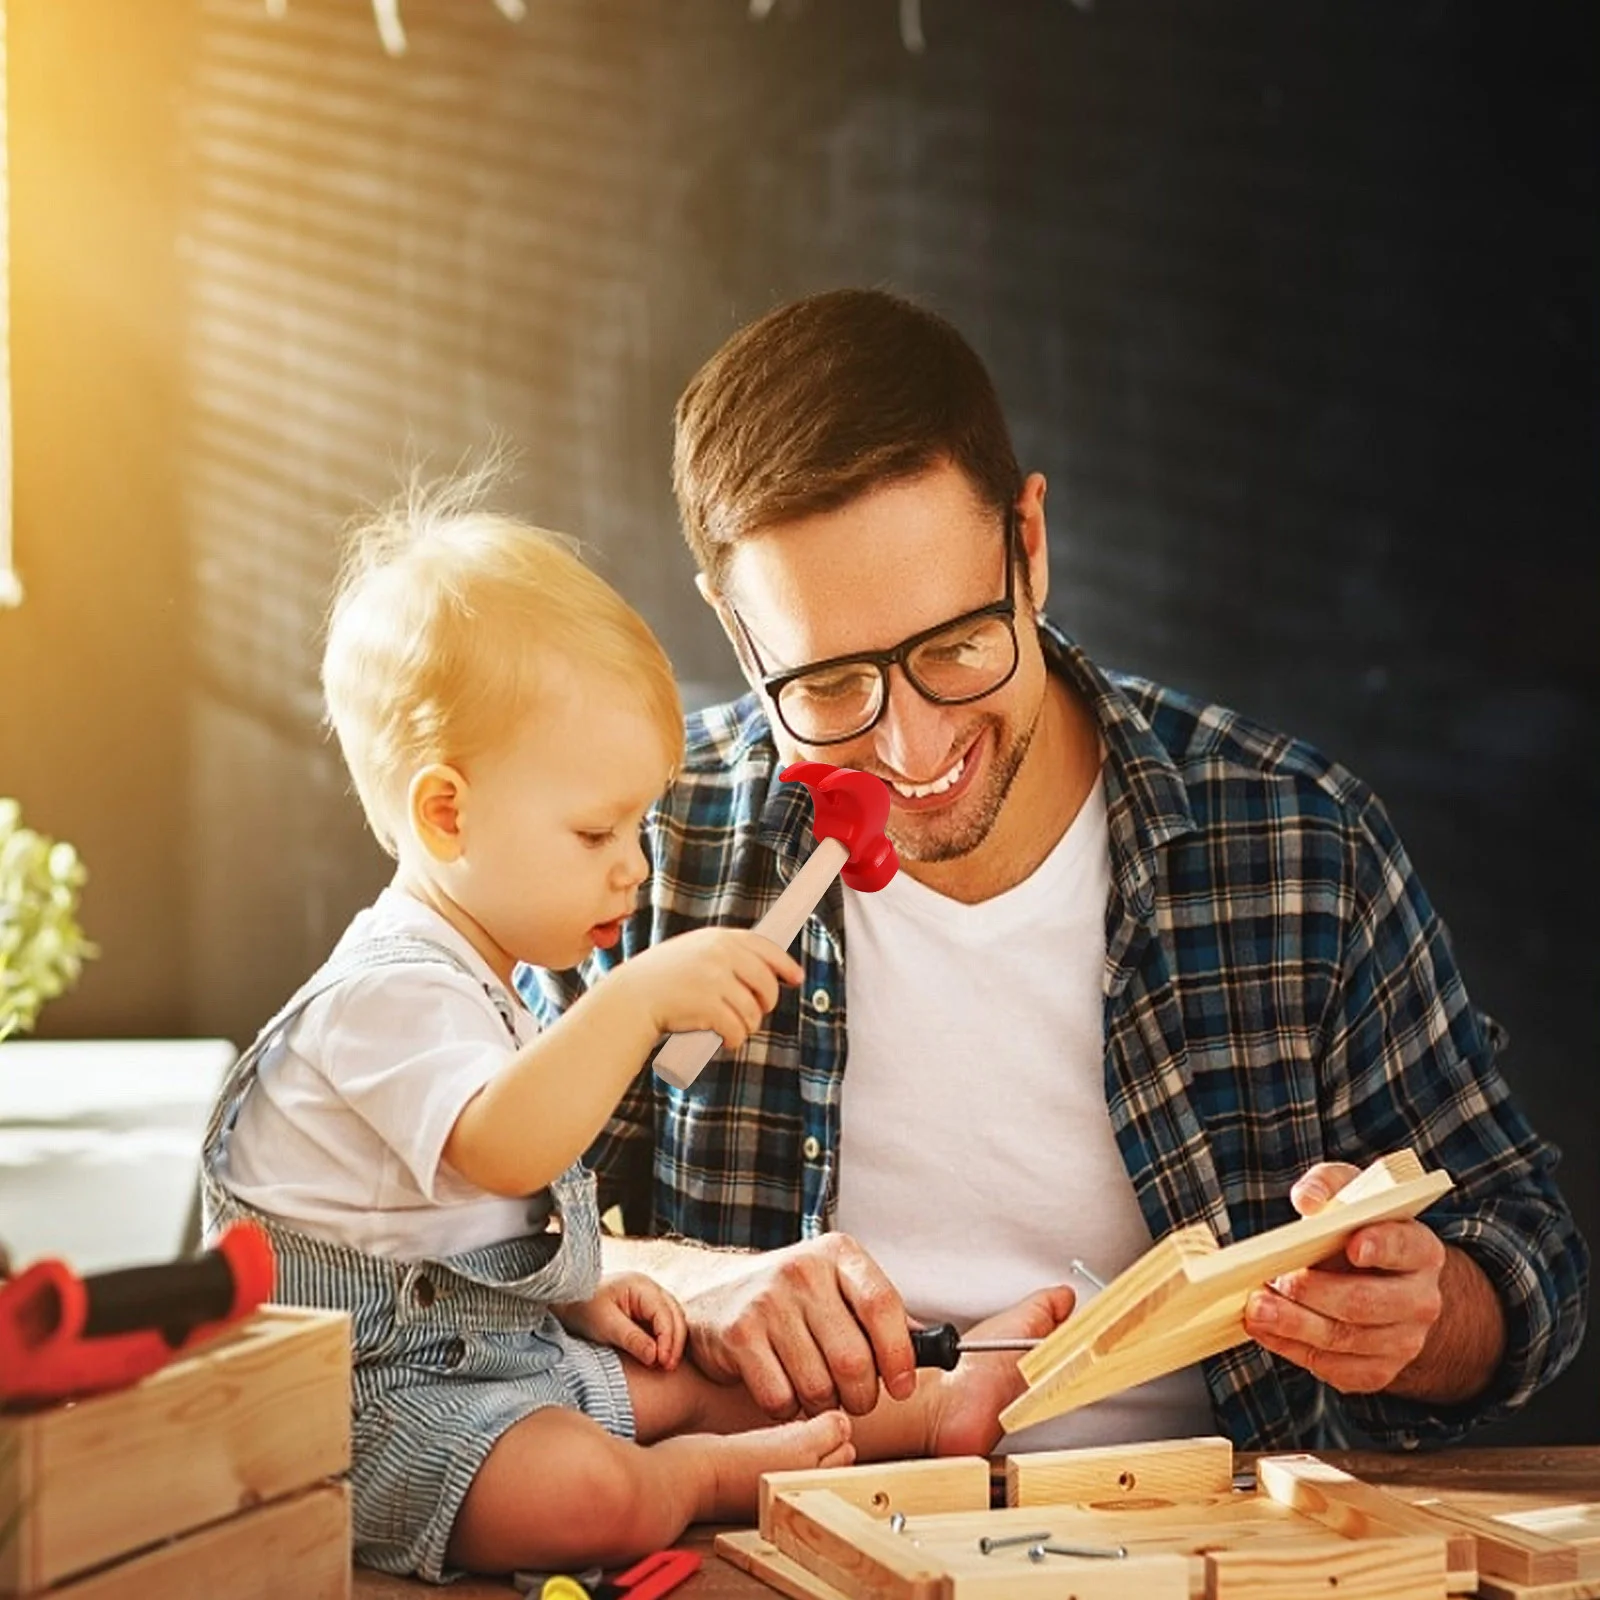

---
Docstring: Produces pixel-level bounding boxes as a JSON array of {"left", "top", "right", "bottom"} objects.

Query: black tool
[{"left": 909, "top": 1322, "right": 1040, "bottom": 1370}]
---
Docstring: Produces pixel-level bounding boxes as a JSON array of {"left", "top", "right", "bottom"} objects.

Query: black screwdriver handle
[{"left": 909, "top": 1322, "right": 961, "bottom": 1370}]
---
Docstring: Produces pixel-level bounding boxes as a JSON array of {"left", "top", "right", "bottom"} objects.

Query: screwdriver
[
  {"left": 909, "top": 1261, "right": 1108, "bottom": 1370},
  {"left": 909, "top": 1322, "right": 1040, "bottom": 1370}
]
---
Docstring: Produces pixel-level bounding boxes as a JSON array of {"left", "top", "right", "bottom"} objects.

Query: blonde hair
[{"left": 323, "top": 467, "right": 683, "bottom": 856}]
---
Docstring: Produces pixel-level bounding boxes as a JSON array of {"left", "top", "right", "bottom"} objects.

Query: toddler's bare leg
[{"left": 447, "top": 1403, "right": 853, "bottom": 1575}]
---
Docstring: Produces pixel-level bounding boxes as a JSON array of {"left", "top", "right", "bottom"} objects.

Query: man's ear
[
  {"left": 696, "top": 571, "right": 762, "bottom": 691},
  {"left": 1016, "top": 471, "right": 1051, "bottom": 617},
  {"left": 408, "top": 764, "right": 468, "bottom": 862}
]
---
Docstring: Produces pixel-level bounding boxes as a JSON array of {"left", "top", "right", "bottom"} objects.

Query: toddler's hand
[
  {"left": 555, "top": 1272, "right": 687, "bottom": 1369},
  {"left": 618, "top": 928, "right": 803, "bottom": 1051}
]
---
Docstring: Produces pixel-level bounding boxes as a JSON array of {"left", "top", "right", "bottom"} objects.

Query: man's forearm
[
  {"left": 1386, "top": 1244, "right": 1507, "bottom": 1405},
  {"left": 600, "top": 1232, "right": 757, "bottom": 1298}
]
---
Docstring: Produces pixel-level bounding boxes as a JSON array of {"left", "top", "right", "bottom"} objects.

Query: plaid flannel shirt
[{"left": 521, "top": 624, "right": 1588, "bottom": 1450}]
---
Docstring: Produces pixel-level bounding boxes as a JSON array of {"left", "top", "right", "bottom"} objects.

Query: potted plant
[{"left": 0, "top": 797, "right": 96, "bottom": 1043}]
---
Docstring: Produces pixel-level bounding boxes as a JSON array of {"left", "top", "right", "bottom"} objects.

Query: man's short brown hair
[{"left": 673, "top": 289, "right": 1022, "bottom": 589}]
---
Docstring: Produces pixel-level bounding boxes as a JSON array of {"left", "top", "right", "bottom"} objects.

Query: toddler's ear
[{"left": 408, "top": 765, "right": 466, "bottom": 861}]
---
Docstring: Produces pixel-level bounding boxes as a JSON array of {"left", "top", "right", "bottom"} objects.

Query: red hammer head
[{"left": 779, "top": 763, "right": 899, "bottom": 892}]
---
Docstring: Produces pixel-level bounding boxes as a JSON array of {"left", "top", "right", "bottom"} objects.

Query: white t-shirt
[
  {"left": 222, "top": 888, "right": 545, "bottom": 1259},
  {"left": 835, "top": 777, "right": 1215, "bottom": 1449}
]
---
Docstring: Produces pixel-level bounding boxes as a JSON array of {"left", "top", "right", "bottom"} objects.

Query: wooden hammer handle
[{"left": 651, "top": 836, "right": 850, "bottom": 1090}]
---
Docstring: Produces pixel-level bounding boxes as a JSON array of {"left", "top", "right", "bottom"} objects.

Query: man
[{"left": 523, "top": 289, "right": 1587, "bottom": 1450}]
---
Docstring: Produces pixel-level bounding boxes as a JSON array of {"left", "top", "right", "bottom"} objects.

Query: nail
[
  {"left": 888, "top": 1512, "right": 907, "bottom": 1534},
  {"left": 1249, "top": 1293, "right": 1278, "bottom": 1326},
  {"left": 1070, "top": 1257, "right": 1108, "bottom": 1291},
  {"left": 979, "top": 1530, "right": 1051, "bottom": 1554}
]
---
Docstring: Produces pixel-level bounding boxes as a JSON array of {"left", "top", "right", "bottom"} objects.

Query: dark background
[{"left": 4, "top": 1, "right": 1594, "bottom": 1442}]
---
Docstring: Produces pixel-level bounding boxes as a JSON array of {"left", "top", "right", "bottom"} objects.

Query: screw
[
  {"left": 1027, "top": 1542, "right": 1128, "bottom": 1561},
  {"left": 978, "top": 1530, "right": 1052, "bottom": 1554}
]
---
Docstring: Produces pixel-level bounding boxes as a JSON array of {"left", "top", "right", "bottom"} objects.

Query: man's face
[{"left": 716, "top": 462, "right": 1058, "bottom": 888}]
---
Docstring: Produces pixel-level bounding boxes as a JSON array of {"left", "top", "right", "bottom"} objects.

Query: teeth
[{"left": 890, "top": 756, "right": 965, "bottom": 799}]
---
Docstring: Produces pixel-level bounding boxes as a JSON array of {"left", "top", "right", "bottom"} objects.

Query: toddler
[{"left": 202, "top": 473, "right": 1070, "bottom": 1582}]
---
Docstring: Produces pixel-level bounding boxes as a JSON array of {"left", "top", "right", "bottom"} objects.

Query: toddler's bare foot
[
  {"left": 701, "top": 1410, "right": 855, "bottom": 1520},
  {"left": 928, "top": 1284, "right": 1076, "bottom": 1457}
]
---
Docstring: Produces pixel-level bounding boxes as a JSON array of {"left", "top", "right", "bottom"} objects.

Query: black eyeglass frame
[{"left": 727, "top": 508, "right": 1023, "bottom": 748}]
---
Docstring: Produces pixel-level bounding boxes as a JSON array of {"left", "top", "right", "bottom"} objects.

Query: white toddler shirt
[{"left": 222, "top": 887, "right": 544, "bottom": 1259}]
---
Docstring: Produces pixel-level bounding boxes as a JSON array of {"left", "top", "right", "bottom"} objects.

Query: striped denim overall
[{"left": 199, "top": 933, "right": 635, "bottom": 1582}]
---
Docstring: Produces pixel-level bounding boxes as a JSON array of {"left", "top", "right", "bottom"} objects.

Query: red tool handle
[
  {"left": 0, "top": 1222, "right": 275, "bottom": 1409},
  {"left": 607, "top": 1548, "right": 702, "bottom": 1599}
]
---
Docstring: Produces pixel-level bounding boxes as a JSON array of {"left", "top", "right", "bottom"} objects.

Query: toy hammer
[{"left": 651, "top": 762, "right": 898, "bottom": 1090}]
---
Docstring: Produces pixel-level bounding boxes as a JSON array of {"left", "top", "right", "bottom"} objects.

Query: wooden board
[
  {"left": 0, "top": 1306, "right": 351, "bottom": 1595},
  {"left": 1256, "top": 1454, "right": 1477, "bottom": 1592},
  {"left": 760, "top": 1458, "right": 990, "bottom": 1542},
  {"left": 1007, "top": 1436, "right": 1234, "bottom": 1508},
  {"left": 717, "top": 1530, "right": 854, "bottom": 1600},
  {"left": 1003, "top": 1151, "right": 1454, "bottom": 1431},
  {"left": 23, "top": 1482, "right": 350, "bottom": 1600}
]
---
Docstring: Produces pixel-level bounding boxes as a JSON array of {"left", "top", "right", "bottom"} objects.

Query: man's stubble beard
[{"left": 887, "top": 700, "right": 1043, "bottom": 865}]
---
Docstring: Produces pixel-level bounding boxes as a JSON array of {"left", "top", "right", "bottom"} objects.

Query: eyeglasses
[{"left": 727, "top": 510, "right": 1022, "bottom": 747}]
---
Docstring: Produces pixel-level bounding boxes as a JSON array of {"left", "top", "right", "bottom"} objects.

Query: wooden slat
[
  {"left": 1256, "top": 1455, "right": 1477, "bottom": 1591},
  {"left": 767, "top": 1490, "right": 954, "bottom": 1600},
  {"left": 760, "top": 1460, "right": 989, "bottom": 1543},
  {"left": 1017, "top": 1229, "right": 1213, "bottom": 1385},
  {"left": 716, "top": 1530, "right": 855, "bottom": 1600},
  {"left": 1004, "top": 1155, "right": 1452, "bottom": 1432},
  {"left": 1204, "top": 1534, "right": 1447, "bottom": 1600},
  {"left": 1413, "top": 1501, "right": 1581, "bottom": 1586},
  {"left": 1476, "top": 1578, "right": 1600, "bottom": 1600},
  {"left": 1007, "top": 1437, "right": 1234, "bottom": 1508},
  {"left": 32, "top": 1482, "right": 349, "bottom": 1600}
]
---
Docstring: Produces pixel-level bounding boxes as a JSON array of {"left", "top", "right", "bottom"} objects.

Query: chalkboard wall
[{"left": 5, "top": 1, "right": 1594, "bottom": 1441}]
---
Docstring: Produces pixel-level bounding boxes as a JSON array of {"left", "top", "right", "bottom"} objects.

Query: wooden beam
[
  {"left": 1257, "top": 1455, "right": 1477, "bottom": 1592},
  {"left": 1006, "top": 1436, "right": 1234, "bottom": 1508},
  {"left": 1204, "top": 1533, "right": 1448, "bottom": 1599},
  {"left": 760, "top": 1459, "right": 989, "bottom": 1542},
  {"left": 1003, "top": 1154, "right": 1452, "bottom": 1431}
]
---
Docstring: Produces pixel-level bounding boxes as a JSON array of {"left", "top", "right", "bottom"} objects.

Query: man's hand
[
  {"left": 681, "top": 1233, "right": 917, "bottom": 1418},
  {"left": 554, "top": 1271, "right": 688, "bottom": 1371},
  {"left": 1243, "top": 1161, "right": 1501, "bottom": 1402}
]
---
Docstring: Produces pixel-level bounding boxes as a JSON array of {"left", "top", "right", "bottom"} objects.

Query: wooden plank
[
  {"left": 1414, "top": 1501, "right": 1581, "bottom": 1586},
  {"left": 1006, "top": 1437, "right": 1234, "bottom": 1508},
  {"left": 1256, "top": 1455, "right": 1477, "bottom": 1591},
  {"left": 717, "top": 1530, "right": 856, "bottom": 1600},
  {"left": 1018, "top": 1229, "right": 1214, "bottom": 1384},
  {"left": 1476, "top": 1579, "right": 1600, "bottom": 1600},
  {"left": 767, "top": 1490, "right": 954, "bottom": 1600},
  {"left": 760, "top": 1460, "right": 989, "bottom": 1542},
  {"left": 1004, "top": 1155, "right": 1452, "bottom": 1432},
  {"left": 33, "top": 1482, "right": 349, "bottom": 1600},
  {"left": 1204, "top": 1534, "right": 1447, "bottom": 1600},
  {"left": 945, "top": 1554, "right": 1189, "bottom": 1597},
  {"left": 1, "top": 1306, "right": 351, "bottom": 1594}
]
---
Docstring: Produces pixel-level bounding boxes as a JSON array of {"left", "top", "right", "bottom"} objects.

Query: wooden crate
[
  {"left": 719, "top": 1438, "right": 1520, "bottom": 1600},
  {"left": 1, "top": 1306, "right": 351, "bottom": 1596}
]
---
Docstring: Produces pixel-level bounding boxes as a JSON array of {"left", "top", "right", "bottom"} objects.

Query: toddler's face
[{"left": 449, "top": 679, "right": 672, "bottom": 975}]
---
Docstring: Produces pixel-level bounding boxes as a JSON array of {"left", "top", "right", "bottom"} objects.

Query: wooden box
[{"left": 1, "top": 1306, "right": 351, "bottom": 1598}]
